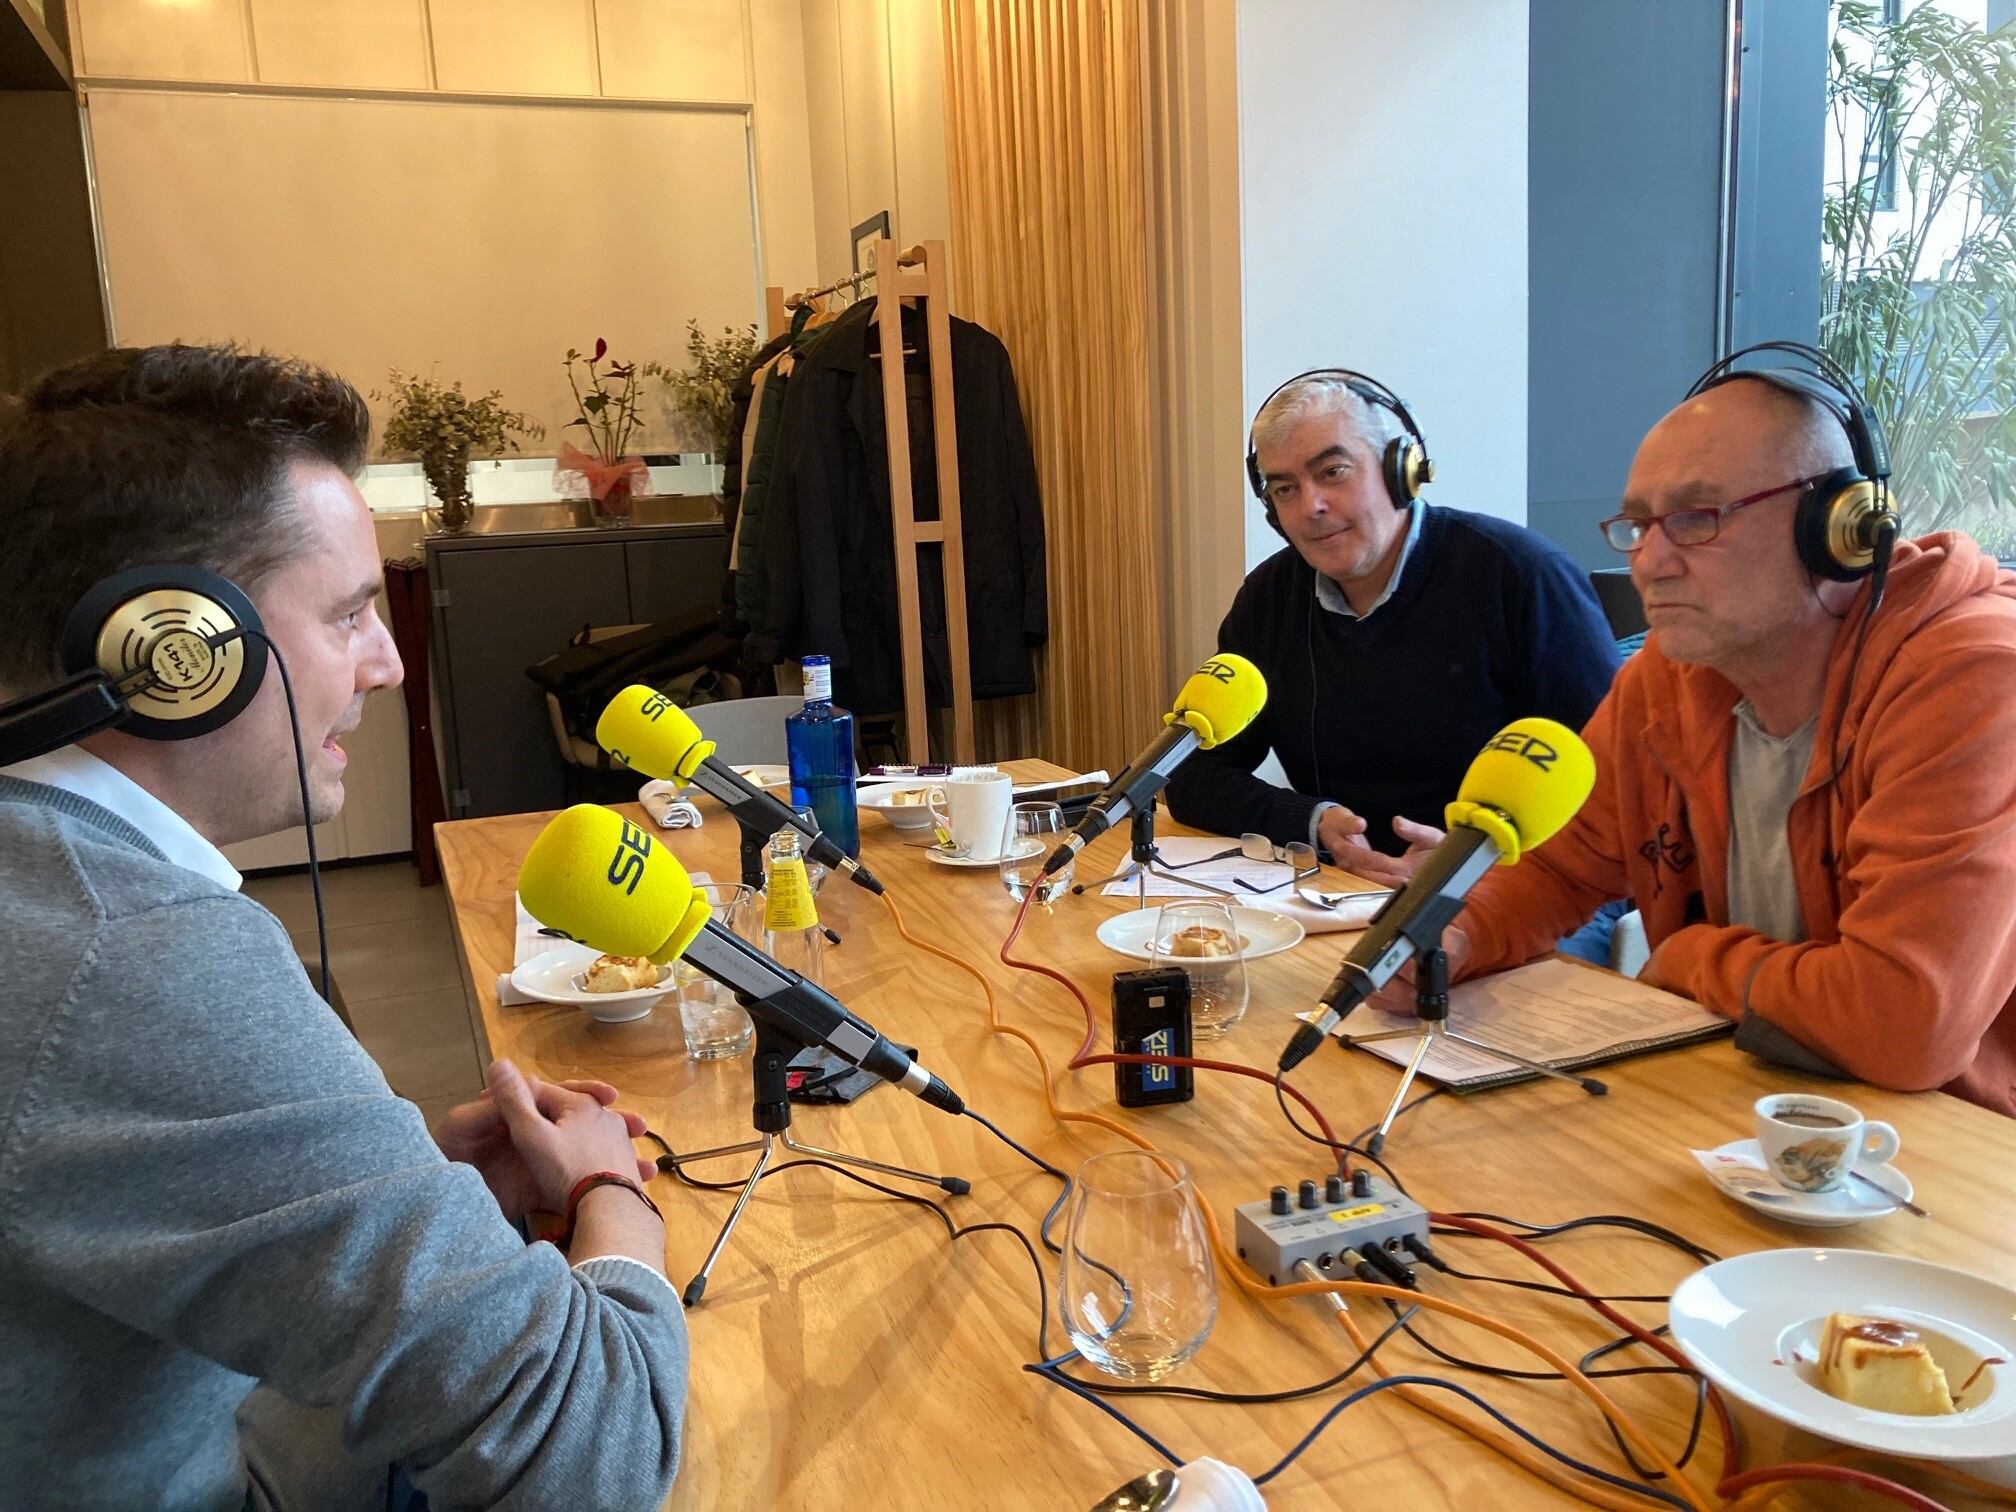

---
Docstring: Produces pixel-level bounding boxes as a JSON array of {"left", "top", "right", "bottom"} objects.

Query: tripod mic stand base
[{"left": 659, "top": 1126, "right": 970, "bottom": 1307}]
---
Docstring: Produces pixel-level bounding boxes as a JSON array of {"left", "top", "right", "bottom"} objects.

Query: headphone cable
[{"left": 244, "top": 631, "right": 329, "bottom": 1000}]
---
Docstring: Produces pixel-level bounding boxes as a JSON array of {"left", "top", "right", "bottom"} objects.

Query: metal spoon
[
  {"left": 1090, "top": 1468, "right": 1178, "bottom": 1512},
  {"left": 1294, "top": 885, "right": 1391, "bottom": 911}
]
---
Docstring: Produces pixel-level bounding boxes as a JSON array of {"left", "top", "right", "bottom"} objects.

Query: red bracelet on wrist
[{"left": 548, "top": 1170, "right": 662, "bottom": 1251}]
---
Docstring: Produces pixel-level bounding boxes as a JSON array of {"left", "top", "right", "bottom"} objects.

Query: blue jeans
[{"left": 1557, "top": 898, "right": 1631, "bottom": 967}]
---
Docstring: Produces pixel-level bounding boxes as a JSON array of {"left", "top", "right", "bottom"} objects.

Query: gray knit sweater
[{"left": 0, "top": 778, "right": 687, "bottom": 1511}]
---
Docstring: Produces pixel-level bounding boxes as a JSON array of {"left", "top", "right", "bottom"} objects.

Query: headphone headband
[
  {"left": 1681, "top": 339, "right": 1898, "bottom": 585},
  {"left": 1246, "top": 367, "right": 1434, "bottom": 513},
  {"left": 1685, "top": 340, "right": 1891, "bottom": 483}
]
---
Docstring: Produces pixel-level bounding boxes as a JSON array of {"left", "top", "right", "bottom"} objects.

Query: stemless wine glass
[
  {"left": 675, "top": 882, "right": 757, "bottom": 1059},
  {"left": 1149, "top": 899, "right": 1249, "bottom": 1039},
  {"left": 1059, "top": 1150, "right": 1217, "bottom": 1381},
  {"left": 1000, "top": 800, "right": 1071, "bottom": 902}
]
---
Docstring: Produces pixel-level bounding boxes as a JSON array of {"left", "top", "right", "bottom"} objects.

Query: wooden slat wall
[{"left": 939, "top": 0, "right": 1165, "bottom": 774}]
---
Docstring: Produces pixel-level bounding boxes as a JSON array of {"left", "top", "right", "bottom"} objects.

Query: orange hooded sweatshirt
[{"left": 1459, "top": 532, "right": 2016, "bottom": 1118}]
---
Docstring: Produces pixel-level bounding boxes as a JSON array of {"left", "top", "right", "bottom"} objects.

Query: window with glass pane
[{"left": 1822, "top": 0, "right": 2016, "bottom": 555}]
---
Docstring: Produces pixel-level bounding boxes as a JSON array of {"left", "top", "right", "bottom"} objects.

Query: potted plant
[
  {"left": 376, "top": 371, "right": 542, "bottom": 535},
  {"left": 557, "top": 338, "right": 651, "bottom": 526},
  {"left": 1824, "top": 1, "right": 2016, "bottom": 543},
  {"left": 648, "top": 320, "right": 763, "bottom": 464}
]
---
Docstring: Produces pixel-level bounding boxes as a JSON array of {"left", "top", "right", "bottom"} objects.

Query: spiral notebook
[{"left": 1328, "top": 956, "right": 1734, "bottom": 1092}]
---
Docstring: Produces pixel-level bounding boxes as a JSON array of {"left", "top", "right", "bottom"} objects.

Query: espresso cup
[
  {"left": 1754, "top": 1092, "right": 1901, "bottom": 1194},
  {"left": 926, "top": 768, "right": 1014, "bottom": 861}
]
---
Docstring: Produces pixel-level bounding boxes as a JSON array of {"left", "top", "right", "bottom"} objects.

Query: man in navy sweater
[{"left": 1166, "top": 370, "right": 1620, "bottom": 886}]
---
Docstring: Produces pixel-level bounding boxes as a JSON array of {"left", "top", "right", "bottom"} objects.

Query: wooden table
[{"left": 437, "top": 766, "right": 2016, "bottom": 1510}]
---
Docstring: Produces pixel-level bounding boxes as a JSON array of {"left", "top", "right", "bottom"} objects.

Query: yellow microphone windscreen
[
  {"left": 1447, "top": 718, "right": 1596, "bottom": 862},
  {"left": 595, "top": 686, "right": 715, "bottom": 781},
  {"left": 519, "top": 804, "right": 711, "bottom": 962},
  {"left": 1167, "top": 652, "right": 1268, "bottom": 749}
]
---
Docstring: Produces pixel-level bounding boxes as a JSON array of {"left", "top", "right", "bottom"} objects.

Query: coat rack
[{"left": 764, "top": 239, "right": 973, "bottom": 763}]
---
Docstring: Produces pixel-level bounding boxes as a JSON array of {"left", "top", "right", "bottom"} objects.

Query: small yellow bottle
[{"left": 763, "top": 825, "right": 825, "bottom": 984}]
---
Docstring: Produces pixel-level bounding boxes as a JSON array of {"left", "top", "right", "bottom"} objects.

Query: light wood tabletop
[{"left": 436, "top": 763, "right": 2016, "bottom": 1510}]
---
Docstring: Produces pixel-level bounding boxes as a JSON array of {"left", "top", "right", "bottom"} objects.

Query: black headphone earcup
[
  {"left": 1793, "top": 468, "right": 1890, "bottom": 582},
  {"left": 60, "top": 565, "right": 268, "bottom": 741},
  {"left": 1383, "top": 440, "right": 1429, "bottom": 508}
]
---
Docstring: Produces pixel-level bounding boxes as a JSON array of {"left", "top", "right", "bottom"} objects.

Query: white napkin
[
  {"left": 496, "top": 896, "right": 552, "bottom": 1006},
  {"left": 1246, "top": 887, "right": 1389, "bottom": 936},
  {"left": 638, "top": 779, "right": 703, "bottom": 829}
]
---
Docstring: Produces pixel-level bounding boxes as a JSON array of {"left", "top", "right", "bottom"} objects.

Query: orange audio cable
[{"left": 884, "top": 884, "right": 1967, "bottom": 1512}]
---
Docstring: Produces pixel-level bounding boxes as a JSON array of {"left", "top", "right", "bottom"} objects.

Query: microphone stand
[
  {"left": 1071, "top": 805, "right": 1235, "bottom": 905},
  {"left": 658, "top": 1016, "right": 969, "bottom": 1307},
  {"left": 1342, "top": 923, "right": 1605, "bottom": 1157}
]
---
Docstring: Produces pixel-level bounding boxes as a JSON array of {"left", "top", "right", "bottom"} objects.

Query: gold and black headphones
[
  {"left": 1684, "top": 340, "right": 1900, "bottom": 583},
  {"left": 1246, "top": 368, "right": 1434, "bottom": 536},
  {"left": 0, "top": 564, "right": 268, "bottom": 764}
]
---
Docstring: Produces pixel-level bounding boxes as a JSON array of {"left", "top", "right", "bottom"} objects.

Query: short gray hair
[{"left": 1251, "top": 373, "right": 1401, "bottom": 460}]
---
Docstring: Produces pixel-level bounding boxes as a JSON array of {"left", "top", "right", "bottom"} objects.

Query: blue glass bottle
[{"left": 785, "top": 655, "right": 860, "bottom": 858}]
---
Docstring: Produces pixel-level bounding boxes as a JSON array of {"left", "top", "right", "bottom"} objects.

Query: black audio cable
[{"left": 246, "top": 632, "right": 329, "bottom": 1000}]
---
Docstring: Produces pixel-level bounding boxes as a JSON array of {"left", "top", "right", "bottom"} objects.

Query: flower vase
[
  {"left": 593, "top": 477, "right": 635, "bottom": 527},
  {"left": 423, "top": 446, "right": 475, "bottom": 535}
]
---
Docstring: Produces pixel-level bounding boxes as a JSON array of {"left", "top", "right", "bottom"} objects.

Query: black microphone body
[
  {"left": 681, "top": 918, "right": 963, "bottom": 1114},
  {"left": 681, "top": 758, "right": 885, "bottom": 895},
  {"left": 1278, "top": 822, "right": 1503, "bottom": 1072},
  {"left": 1042, "top": 723, "right": 1200, "bottom": 876}
]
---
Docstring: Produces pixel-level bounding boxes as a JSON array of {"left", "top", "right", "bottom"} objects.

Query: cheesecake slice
[{"left": 1817, "top": 1313, "right": 1957, "bottom": 1416}]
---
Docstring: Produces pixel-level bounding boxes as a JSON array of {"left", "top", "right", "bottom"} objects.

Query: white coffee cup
[
  {"left": 927, "top": 768, "right": 1013, "bottom": 860},
  {"left": 1754, "top": 1092, "right": 1901, "bottom": 1194}
]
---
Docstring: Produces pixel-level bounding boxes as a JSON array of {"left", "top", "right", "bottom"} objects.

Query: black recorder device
[{"left": 1112, "top": 967, "right": 1194, "bottom": 1107}]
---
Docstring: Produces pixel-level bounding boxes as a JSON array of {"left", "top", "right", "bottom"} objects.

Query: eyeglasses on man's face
[{"left": 1597, "top": 473, "right": 1827, "bottom": 554}]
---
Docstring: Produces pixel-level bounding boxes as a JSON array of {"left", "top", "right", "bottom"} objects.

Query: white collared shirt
[
  {"left": 2, "top": 746, "right": 241, "bottom": 891},
  {"left": 1314, "top": 501, "right": 1427, "bottom": 620}
]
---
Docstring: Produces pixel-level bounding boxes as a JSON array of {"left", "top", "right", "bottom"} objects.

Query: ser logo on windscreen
[
  {"left": 1484, "top": 731, "right": 1559, "bottom": 772},
  {"left": 606, "top": 819, "right": 654, "bottom": 895}
]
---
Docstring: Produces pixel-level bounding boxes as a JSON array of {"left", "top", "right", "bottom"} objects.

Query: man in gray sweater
[{"left": 0, "top": 346, "right": 688, "bottom": 1510}]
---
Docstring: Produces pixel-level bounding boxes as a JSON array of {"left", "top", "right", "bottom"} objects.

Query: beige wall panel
[
  {"left": 249, "top": 0, "right": 431, "bottom": 90},
  {"left": 429, "top": 0, "right": 596, "bottom": 96},
  {"left": 75, "top": 0, "right": 251, "bottom": 82},
  {"left": 88, "top": 88, "right": 760, "bottom": 450},
  {"left": 798, "top": 0, "right": 852, "bottom": 284},
  {"left": 750, "top": 0, "right": 818, "bottom": 293},
  {"left": 883, "top": 0, "right": 946, "bottom": 250},
  {"left": 595, "top": 0, "right": 746, "bottom": 101},
  {"left": 834, "top": 0, "right": 893, "bottom": 235}
]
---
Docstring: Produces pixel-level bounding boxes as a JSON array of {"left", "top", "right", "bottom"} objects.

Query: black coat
[{"left": 749, "top": 299, "right": 1048, "bottom": 715}]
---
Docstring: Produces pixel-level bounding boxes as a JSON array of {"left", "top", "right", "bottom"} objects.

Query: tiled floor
[{"left": 245, "top": 859, "right": 484, "bottom": 1127}]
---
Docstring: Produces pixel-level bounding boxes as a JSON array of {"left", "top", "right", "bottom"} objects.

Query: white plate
[
  {"left": 860, "top": 786, "right": 938, "bottom": 830},
  {"left": 1699, "top": 1139, "right": 1914, "bottom": 1227},
  {"left": 1669, "top": 1248, "right": 2016, "bottom": 1460},
  {"left": 1095, "top": 906, "right": 1306, "bottom": 962},
  {"left": 510, "top": 943, "right": 674, "bottom": 1023},
  {"left": 731, "top": 764, "right": 791, "bottom": 792}
]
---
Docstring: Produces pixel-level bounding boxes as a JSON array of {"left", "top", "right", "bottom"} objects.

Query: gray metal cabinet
[{"left": 428, "top": 519, "right": 727, "bottom": 819}]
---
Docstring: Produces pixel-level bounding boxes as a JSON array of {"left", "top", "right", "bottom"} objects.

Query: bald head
[{"left": 1652, "top": 376, "right": 1855, "bottom": 481}]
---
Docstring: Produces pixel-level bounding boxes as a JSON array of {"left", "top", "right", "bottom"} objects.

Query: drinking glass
[
  {"left": 1000, "top": 801, "right": 1071, "bottom": 903},
  {"left": 1059, "top": 1150, "right": 1217, "bottom": 1381},
  {"left": 675, "top": 882, "right": 758, "bottom": 1059},
  {"left": 1149, "top": 899, "right": 1249, "bottom": 1039}
]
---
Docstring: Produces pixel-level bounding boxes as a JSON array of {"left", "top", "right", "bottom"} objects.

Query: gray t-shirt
[{"left": 1725, "top": 699, "right": 1819, "bottom": 943}]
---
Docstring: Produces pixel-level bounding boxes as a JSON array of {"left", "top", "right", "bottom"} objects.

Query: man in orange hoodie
[{"left": 1378, "top": 351, "right": 2016, "bottom": 1119}]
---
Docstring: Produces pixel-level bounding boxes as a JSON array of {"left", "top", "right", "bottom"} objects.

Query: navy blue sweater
[{"left": 1165, "top": 504, "right": 1621, "bottom": 854}]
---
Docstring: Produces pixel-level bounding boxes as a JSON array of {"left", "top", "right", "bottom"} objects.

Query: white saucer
[
  {"left": 1094, "top": 906, "right": 1306, "bottom": 962},
  {"left": 510, "top": 943, "right": 674, "bottom": 1023},
  {"left": 731, "top": 764, "right": 791, "bottom": 792},
  {"left": 1669, "top": 1248, "right": 2016, "bottom": 1460},
  {"left": 1697, "top": 1138, "right": 1913, "bottom": 1227},
  {"left": 923, "top": 845, "right": 1012, "bottom": 868}
]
